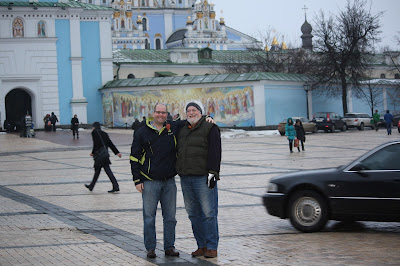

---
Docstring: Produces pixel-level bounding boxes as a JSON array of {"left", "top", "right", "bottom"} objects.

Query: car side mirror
[{"left": 350, "top": 162, "right": 368, "bottom": 177}]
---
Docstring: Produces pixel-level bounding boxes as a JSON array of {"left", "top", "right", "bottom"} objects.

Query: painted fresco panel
[{"left": 102, "top": 86, "right": 255, "bottom": 127}]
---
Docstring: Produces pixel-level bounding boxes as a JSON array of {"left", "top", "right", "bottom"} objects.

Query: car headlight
[{"left": 267, "top": 182, "right": 278, "bottom": 192}]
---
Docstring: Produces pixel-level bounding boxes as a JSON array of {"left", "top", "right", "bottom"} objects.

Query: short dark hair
[{"left": 154, "top": 103, "right": 167, "bottom": 112}]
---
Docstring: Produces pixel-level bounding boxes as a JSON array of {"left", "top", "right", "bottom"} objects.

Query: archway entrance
[{"left": 5, "top": 89, "right": 32, "bottom": 131}]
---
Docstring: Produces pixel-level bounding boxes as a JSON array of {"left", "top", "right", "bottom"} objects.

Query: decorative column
[
  {"left": 69, "top": 12, "right": 88, "bottom": 123},
  {"left": 99, "top": 13, "right": 113, "bottom": 86}
]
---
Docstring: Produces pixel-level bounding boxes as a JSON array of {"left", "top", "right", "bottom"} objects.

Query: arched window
[
  {"left": 37, "top": 21, "right": 46, "bottom": 37},
  {"left": 155, "top": 38, "right": 161, "bottom": 50},
  {"left": 13, "top": 18, "right": 24, "bottom": 38},
  {"left": 121, "top": 18, "right": 125, "bottom": 29},
  {"left": 145, "top": 39, "right": 150, "bottom": 49},
  {"left": 380, "top": 73, "right": 386, "bottom": 79},
  {"left": 142, "top": 18, "right": 148, "bottom": 31},
  {"left": 127, "top": 74, "right": 135, "bottom": 79},
  {"left": 395, "top": 73, "right": 400, "bottom": 79}
]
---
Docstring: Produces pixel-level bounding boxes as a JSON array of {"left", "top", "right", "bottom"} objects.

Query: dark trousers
[
  {"left": 89, "top": 164, "right": 119, "bottom": 190},
  {"left": 297, "top": 139, "right": 305, "bottom": 151},
  {"left": 52, "top": 123, "right": 56, "bottom": 131},
  {"left": 72, "top": 127, "right": 79, "bottom": 137},
  {"left": 288, "top": 139, "right": 293, "bottom": 151}
]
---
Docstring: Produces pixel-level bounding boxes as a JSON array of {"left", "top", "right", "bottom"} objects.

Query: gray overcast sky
[{"left": 213, "top": 0, "right": 399, "bottom": 50}]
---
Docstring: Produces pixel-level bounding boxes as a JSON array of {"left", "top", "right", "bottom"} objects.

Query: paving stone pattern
[{"left": 0, "top": 129, "right": 399, "bottom": 265}]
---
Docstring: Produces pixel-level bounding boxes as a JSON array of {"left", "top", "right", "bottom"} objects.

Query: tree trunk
[{"left": 341, "top": 76, "right": 348, "bottom": 115}]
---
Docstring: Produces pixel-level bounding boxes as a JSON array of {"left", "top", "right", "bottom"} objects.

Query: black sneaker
[
  {"left": 85, "top": 184, "right": 93, "bottom": 191},
  {"left": 108, "top": 189, "right": 120, "bottom": 193}
]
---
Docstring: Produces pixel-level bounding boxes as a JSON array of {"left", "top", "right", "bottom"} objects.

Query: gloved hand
[{"left": 207, "top": 173, "right": 217, "bottom": 188}]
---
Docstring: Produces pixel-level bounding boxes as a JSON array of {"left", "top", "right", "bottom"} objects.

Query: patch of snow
[{"left": 221, "top": 129, "right": 280, "bottom": 139}]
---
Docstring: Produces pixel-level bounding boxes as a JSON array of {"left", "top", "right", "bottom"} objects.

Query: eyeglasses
[
  {"left": 186, "top": 108, "right": 200, "bottom": 113},
  {"left": 154, "top": 111, "right": 167, "bottom": 115}
]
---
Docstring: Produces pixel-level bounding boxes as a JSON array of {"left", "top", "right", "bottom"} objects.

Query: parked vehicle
[
  {"left": 343, "top": 113, "right": 374, "bottom": 130},
  {"left": 398, "top": 119, "right": 400, "bottom": 133},
  {"left": 311, "top": 112, "right": 347, "bottom": 133},
  {"left": 263, "top": 141, "right": 400, "bottom": 232},
  {"left": 277, "top": 117, "right": 317, "bottom": 136}
]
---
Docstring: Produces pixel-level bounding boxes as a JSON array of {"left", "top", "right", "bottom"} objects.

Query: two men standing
[{"left": 130, "top": 102, "right": 221, "bottom": 259}]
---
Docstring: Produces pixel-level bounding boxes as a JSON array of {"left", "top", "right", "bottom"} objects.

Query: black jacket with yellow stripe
[{"left": 130, "top": 118, "right": 184, "bottom": 185}]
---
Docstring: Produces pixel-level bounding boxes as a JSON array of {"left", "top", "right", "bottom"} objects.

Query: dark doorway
[{"left": 5, "top": 89, "right": 32, "bottom": 131}]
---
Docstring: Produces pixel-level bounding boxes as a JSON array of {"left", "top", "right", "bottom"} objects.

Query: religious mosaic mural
[{"left": 102, "top": 86, "right": 255, "bottom": 127}]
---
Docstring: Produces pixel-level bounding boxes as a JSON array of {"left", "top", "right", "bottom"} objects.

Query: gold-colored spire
[
  {"left": 271, "top": 37, "right": 279, "bottom": 46},
  {"left": 264, "top": 45, "right": 269, "bottom": 52},
  {"left": 281, "top": 41, "right": 288, "bottom": 50}
]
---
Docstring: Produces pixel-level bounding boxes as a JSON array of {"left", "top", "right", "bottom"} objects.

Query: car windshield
[
  {"left": 314, "top": 113, "right": 327, "bottom": 118},
  {"left": 360, "top": 143, "right": 400, "bottom": 170},
  {"left": 344, "top": 114, "right": 357, "bottom": 118}
]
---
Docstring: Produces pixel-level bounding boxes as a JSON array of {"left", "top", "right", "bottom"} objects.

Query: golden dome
[
  {"left": 281, "top": 41, "right": 288, "bottom": 50},
  {"left": 271, "top": 37, "right": 279, "bottom": 46},
  {"left": 264, "top": 45, "right": 269, "bottom": 52}
]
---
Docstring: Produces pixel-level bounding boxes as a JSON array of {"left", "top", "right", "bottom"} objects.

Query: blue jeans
[
  {"left": 180, "top": 175, "right": 219, "bottom": 250},
  {"left": 386, "top": 123, "right": 392, "bottom": 135},
  {"left": 142, "top": 178, "right": 177, "bottom": 251}
]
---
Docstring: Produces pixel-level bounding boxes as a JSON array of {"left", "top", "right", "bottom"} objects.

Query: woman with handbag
[
  {"left": 85, "top": 122, "right": 122, "bottom": 193},
  {"left": 294, "top": 119, "right": 306, "bottom": 152}
]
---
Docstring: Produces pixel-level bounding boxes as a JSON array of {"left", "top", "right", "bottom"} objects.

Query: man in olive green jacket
[{"left": 176, "top": 101, "right": 221, "bottom": 258}]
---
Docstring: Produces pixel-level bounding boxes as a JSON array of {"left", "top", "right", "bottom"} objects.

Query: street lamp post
[{"left": 304, "top": 82, "right": 310, "bottom": 119}]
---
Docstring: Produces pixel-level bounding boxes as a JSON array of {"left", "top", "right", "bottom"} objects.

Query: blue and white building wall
[{"left": 0, "top": 2, "right": 113, "bottom": 128}]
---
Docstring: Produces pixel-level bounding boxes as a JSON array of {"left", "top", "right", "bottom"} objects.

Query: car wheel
[
  {"left": 398, "top": 128, "right": 400, "bottom": 133},
  {"left": 280, "top": 132, "right": 285, "bottom": 136},
  {"left": 324, "top": 128, "right": 329, "bottom": 133},
  {"left": 288, "top": 190, "right": 329, "bottom": 233},
  {"left": 358, "top": 123, "right": 364, "bottom": 131},
  {"left": 330, "top": 125, "right": 335, "bottom": 133},
  {"left": 341, "top": 124, "right": 347, "bottom": 131},
  {"left": 313, "top": 126, "right": 318, "bottom": 133}
]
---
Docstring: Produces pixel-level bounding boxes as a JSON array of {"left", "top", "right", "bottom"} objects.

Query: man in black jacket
[{"left": 130, "top": 103, "right": 181, "bottom": 259}]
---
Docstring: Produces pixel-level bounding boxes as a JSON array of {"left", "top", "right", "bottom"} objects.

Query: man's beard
[{"left": 187, "top": 116, "right": 201, "bottom": 125}]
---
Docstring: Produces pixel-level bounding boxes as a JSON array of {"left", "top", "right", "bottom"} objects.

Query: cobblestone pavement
[{"left": 0, "top": 128, "right": 399, "bottom": 265}]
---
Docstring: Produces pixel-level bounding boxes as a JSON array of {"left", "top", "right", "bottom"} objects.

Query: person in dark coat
[
  {"left": 85, "top": 122, "right": 122, "bottom": 193},
  {"left": 131, "top": 118, "right": 141, "bottom": 131},
  {"left": 295, "top": 119, "right": 306, "bottom": 152},
  {"left": 50, "top": 112, "right": 58, "bottom": 132},
  {"left": 71, "top": 114, "right": 79, "bottom": 139}
]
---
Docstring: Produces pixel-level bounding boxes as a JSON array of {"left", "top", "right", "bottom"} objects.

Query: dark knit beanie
[
  {"left": 186, "top": 102, "right": 203, "bottom": 114},
  {"left": 92, "top": 122, "right": 101, "bottom": 130}
]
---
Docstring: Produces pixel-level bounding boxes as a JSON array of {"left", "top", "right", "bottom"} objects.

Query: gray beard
[{"left": 188, "top": 116, "right": 201, "bottom": 125}]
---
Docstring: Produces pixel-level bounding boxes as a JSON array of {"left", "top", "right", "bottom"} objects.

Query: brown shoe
[
  {"left": 165, "top": 248, "right": 180, "bottom": 256},
  {"left": 147, "top": 250, "right": 156, "bottom": 258},
  {"left": 191, "top": 247, "right": 207, "bottom": 257},
  {"left": 204, "top": 249, "right": 217, "bottom": 258}
]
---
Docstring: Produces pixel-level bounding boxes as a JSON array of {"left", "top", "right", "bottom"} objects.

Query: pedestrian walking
[
  {"left": 85, "top": 122, "right": 121, "bottom": 193},
  {"left": 294, "top": 119, "right": 305, "bottom": 152},
  {"left": 24, "top": 113, "right": 33, "bottom": 138},
  {"left": 71, "top": 114, "right": 79, "bottom": 139},
  {"left": 372, "top": 109, "right": 380, "bottom": 131},
  {"left": 50, "top": 112, "right": 58, "bottom": 132},
  {"left": 130, "top": 103, "right": 182, "bottom": 259},
  {"left": 384, "top": 110, "right": 394, "bottom": 135},
  {"left": 176, "top": 101, "right": 222, "bottom": 258},
  {"left": 285, "top": 117, "right": 296, "bottom": 153}
]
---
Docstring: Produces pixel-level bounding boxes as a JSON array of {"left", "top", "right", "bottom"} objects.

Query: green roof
[
  {"left": 113, "top": 49, "right": 261, "bottom": 65},
  {"left": 0, "top": 0, "right": 113, "bottom": 10},
  {"left": 101, "top": 72, "right": 315, "bottom": 89}
]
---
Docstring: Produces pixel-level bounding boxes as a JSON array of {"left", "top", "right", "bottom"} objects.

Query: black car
[
  {"left": 312, "top": 112, "right": 347, "bottom": 133},
  {"left": 263, "top": 141, "right": 400, "bottom": 232}
]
